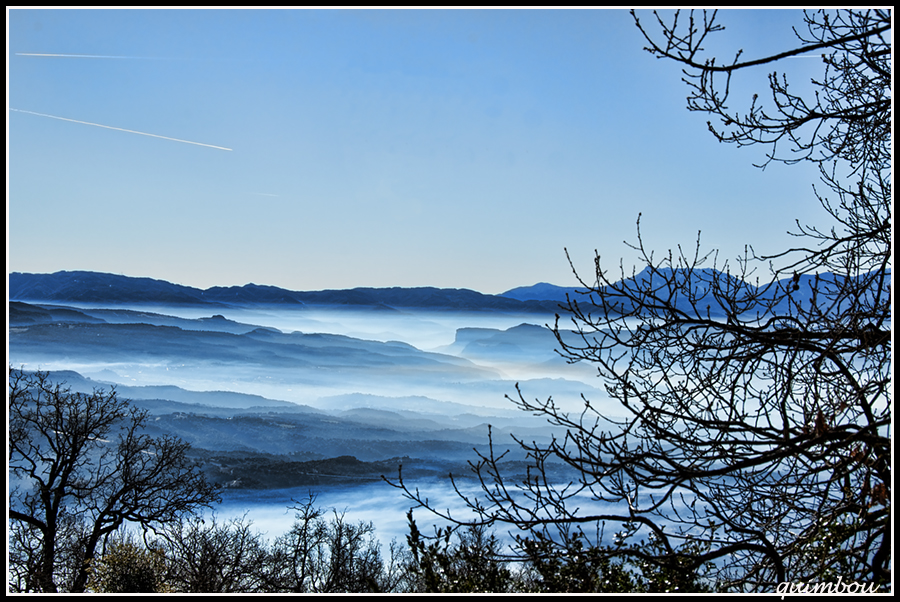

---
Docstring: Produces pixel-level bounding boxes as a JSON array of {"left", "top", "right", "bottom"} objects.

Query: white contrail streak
[
  {"left": 16, "top": 52, "right": 172, "bottom": 59},
  {"left": 9, "top": 108, "right": 232, "bottom": 151}
]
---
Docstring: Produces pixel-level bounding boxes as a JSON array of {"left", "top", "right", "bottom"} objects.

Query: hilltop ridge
[{"left": 9, "top": 270, "right": 562, "bottom": 313}]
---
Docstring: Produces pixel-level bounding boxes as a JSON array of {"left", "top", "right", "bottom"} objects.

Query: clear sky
[{"left": 7, "top": 8, "right": 825, "bottom": 294}]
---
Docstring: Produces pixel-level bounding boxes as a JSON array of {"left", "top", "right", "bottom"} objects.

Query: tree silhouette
[
  {"left": 85, "top": 536, "right": 170, "bottom": 593},
  {"left": 154, "top": 514, "right": 271, "bottom": 593},
  {"left": 265, "top": 495, "right": 396, "bottom": 593},
  {"left": 8, "top": 368, "right": 220, "bottom": 592},
  {"left": 390, "top": 9, "right": 891, "bottom": 592}
]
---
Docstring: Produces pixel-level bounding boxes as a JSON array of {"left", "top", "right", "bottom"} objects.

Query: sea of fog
[
  {"left": 49, "top": 302, "right": 559, "bottom": 352},
  {"left": 17, "top": 302, "right": 614, "bottom": 416},
  {"left": 211, "top": 477, "right": 646, "bottom": 556},
  {"left": 212, "top": 478, "right": 480, "bottom": 548},
  {"left": 12, "top": 301, "right": 647, "bottom": 553},
  {"left": 14, "top": 299, "right": 882, "bottom": 575}
]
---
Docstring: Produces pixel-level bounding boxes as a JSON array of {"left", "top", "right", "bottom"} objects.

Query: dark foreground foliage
[
  {"left": 13, "top": 503, "right": 721, "bottom": 593},
  {"left": 8, "top": 368, "right": 220, "bottom": 593}
]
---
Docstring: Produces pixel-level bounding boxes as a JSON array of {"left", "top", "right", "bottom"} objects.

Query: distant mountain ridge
[
  {"left": 500, "top": 282, "right": 576, "bottom": 303},
  {"left": 503, "top": 266, "right": 889, "bottom": 318},
  {"left": 9, "top": 271, "right": 563, "bottom": 313},
  {"left": 9, "top": 268, "right": 886, "bottom": 317}
]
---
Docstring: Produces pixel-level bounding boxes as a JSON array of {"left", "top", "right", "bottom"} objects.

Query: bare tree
[
  {"left": 8, "top": 368, "right": 220, "bottom": 592},
  {"left": 390, "top": 9, "right": 890, "bottom": 592},
  {"left": 265, "top": 495, "right": 392, "bottom": 593},
  {"left": 403, "top": 509, "right": 517, "bottom": 593},
  {"left": 158, "top": 514, "right": 269, "bottom": 592}
]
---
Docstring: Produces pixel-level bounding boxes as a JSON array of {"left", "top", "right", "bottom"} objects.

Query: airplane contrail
[
  {"left": 16, "top": 52, "right": 176, "bottom": 59},
  {"left": 9, "top": 108, "right": 232, "bottom": 151}
]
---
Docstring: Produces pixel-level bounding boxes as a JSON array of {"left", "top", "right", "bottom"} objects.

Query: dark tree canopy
[
  {"left": 390, "top": 9, "right": 891, "bottom": 592},
  {"left": 263, "top": 495, "right": 406, "bottom": 593},
  {"left": 151, "top": 514, "right": 272, "bottom": 593},
  {"left": 8, "top": 368, "right": 220, "bottom": 593}
]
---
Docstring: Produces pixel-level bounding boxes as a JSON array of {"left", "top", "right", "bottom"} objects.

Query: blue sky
[{"left": 7, "top": 8, "right": 824, "bottom": 293}]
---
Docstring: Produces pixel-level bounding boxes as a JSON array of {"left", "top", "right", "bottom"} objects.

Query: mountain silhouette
[{"left": 9, "top": 271, "right": 561, "bottom": 313}]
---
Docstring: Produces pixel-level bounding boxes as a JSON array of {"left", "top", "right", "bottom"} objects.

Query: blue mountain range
[
  {"left": 8, "top": 271, "right": 563, "bottom": 313},
  {"left": 9, "top": 268, "right": 888, "bottom": 318}
]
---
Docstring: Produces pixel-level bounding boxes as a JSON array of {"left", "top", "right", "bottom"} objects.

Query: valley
[
  {"left": 8, "top": 274, "right": 617, "bottom": 540},
  {"left": 11, "top": 268, "right": 862, "bottom": 547}
]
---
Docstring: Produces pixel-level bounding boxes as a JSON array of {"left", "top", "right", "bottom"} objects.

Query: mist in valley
[{"left": 9, "top": 299, "right": 623, "bottom": 550}]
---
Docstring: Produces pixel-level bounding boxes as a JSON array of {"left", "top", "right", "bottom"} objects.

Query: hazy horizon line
[{"left": 8, "top": 268, "right": 567, "bottom": 296}]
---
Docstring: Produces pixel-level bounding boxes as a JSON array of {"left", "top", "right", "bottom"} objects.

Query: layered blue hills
[
  {"left": 9, "top": 271, "right": 563, "bottom": 313},
  {"left": 9, "top": 268, "right": 887, "bottom": 318},
  {"left": 502, "top": 266, "right": 889, "bottom": 319}
]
